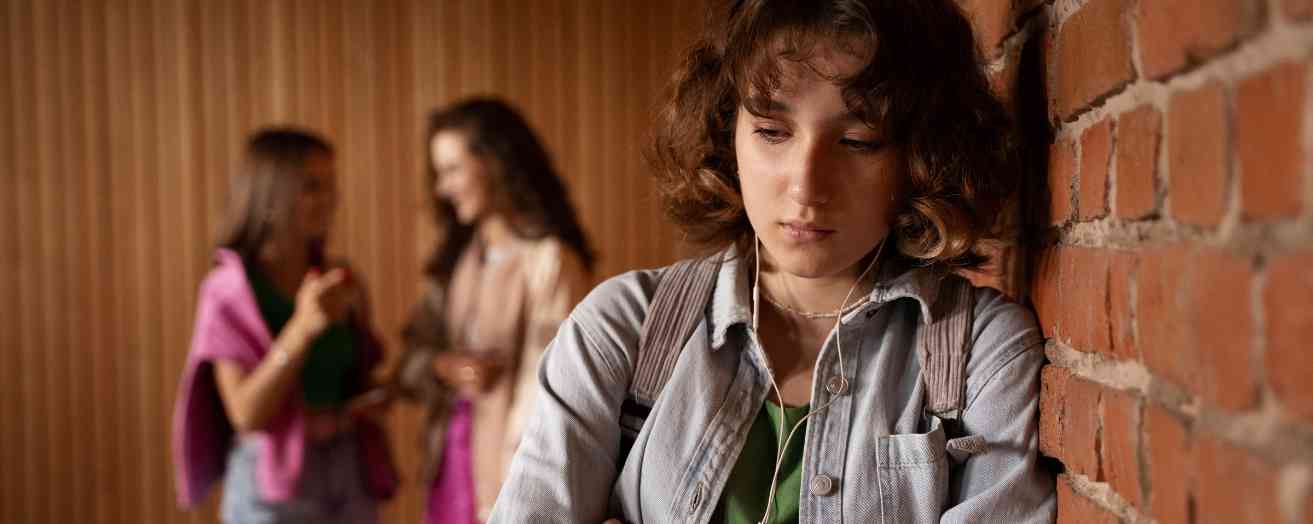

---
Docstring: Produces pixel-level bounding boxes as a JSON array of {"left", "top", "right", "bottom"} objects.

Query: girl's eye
[
  {"left": 840, "top": 138, "right": 884, "bottom": 153},
  {"left": 753, "top": 127, "right": 789, "bottom": 144}
]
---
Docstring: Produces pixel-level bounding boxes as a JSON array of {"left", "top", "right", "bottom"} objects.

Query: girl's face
[
  {"left": 431, "top": 130, "right": 496, "bottom": 225},
  {"left": 293, "top": 151, "right": 338, "bottom": 242},
  {"left": 734, "top": 40, "right": 902, "bottom": 279}
]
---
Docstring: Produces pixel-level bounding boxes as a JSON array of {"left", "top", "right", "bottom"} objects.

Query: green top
[
  {"left": 247, "top": 263, "right": 358, "bottom": 408},
  {"left": 715, "top": 401, "right": 811, "bottom": 524}
]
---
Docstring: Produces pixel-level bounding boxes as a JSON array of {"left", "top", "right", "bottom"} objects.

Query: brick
[
  {"left": 1063, "top": 377, "right": 1103, "bottom": 479},
  {"left": 1139, "top": 246, "right": 1193, "bottom": 387},
  {"left": 1290, "top": 0, "right": 1313, "bottom": 19},
  {"left": 1191, "top": 250, "right": 1257, "bottom": 411},
  {"left": 962, "top": 0, "right": 1049, "bottom": 54},
  {"left": 1051, "top": 138, "right": 1077, "bottom": 225},
  {"left": 1101, "top": 389, "right": 1142, "bottom": 509},
  {"left": 961, "top": 0, "right": 1014, "bottom": 55},
  {"left": 1237, "top": 61, "right": 1307, "bottom": 221},
  {"left": 1115, "top": 105, "right": 1161, "bottom": 219},
  {"left": 1063, "top": 248, "right": 1111, "bottom": 354},
  {"left": 1042, "top": 247, "right": 1077, "bottom": 347},
  {"left": 1265, "top": 252, "right": 1313, "bottom": 423},
  {"left": 1108, "top": 253, "right": 1137, "bottom": 361},
  {"left": 1053, "top": 0, "right": 1135, "bottom": 118},
  {"left": 1080, "top": 120, "right": 1112, "bottom": 220},
  {"left": 1034, "top": 248, "right": 1063, "bottom": 339},
  {"left": 1040, "top": 365, "right": 1073, "bottom": 458},
  {"left": 1144, "top": 405, "right": 1190, "bottom": 524},
  {"left": 1194, "top": 435, "right": 1283, "bottom": 524},
  {"left": 1056, "top": 474, "right": 1120, "bottom": 524},
  {"left": 1137, "top": 0, "right": 1260, "bottom": 79},
  {"left": 1168, "top": 83, "right": 1229, "bottom": 227},
  {"left": 1045, "top": 247, "right": 1074, "bottom": 344},
  {"left": 1140, "top": 247, "right": 1255, "bottom": 406}
]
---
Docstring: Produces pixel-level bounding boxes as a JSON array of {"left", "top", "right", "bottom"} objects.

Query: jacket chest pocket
[{"left": 871, "top": 416, "right": 950, "bottom": 524}]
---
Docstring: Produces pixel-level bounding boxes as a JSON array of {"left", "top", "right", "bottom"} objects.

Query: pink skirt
[{"left": 426, "top": 398, "right": 479, "bottom": 524}]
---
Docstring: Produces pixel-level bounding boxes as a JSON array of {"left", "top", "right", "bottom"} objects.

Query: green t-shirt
[
  {"left": 715, "top": 401, "right": 811, "bottom": 524},
  {"left": 247, "top": 263, "right": 357, "bottom": 408}
]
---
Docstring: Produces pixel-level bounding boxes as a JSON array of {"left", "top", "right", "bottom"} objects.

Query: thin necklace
[{"left": 759, "top": 289, "right": 871, "bottom": 319}]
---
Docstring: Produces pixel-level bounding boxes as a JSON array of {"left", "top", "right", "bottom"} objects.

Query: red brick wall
[{"left": 961, "top": 0, "right": 1313, "bottom": 522}]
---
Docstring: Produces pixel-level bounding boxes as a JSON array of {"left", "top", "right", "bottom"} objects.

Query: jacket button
[
  {"left": 809, "top": 474, "right": 835, "bottom": 496},
  {"left": 689, "top": 481, "right": 705, "bottom": 512},
  {"left": 826, "top": 376, "right": 849, "bottom": 396}
]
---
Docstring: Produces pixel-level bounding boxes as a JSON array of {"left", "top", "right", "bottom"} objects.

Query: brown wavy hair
[
  {"left": 648, "top": 0, "right": 1020, "bottom": 271},
  {"left": 423, "top": 98, "right": 596, "bottom": 285}
]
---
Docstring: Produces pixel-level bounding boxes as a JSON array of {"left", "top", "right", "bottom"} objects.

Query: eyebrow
[
  {"left": 744, "top": 95, "right": 871, "bottom": 128},
  {"left": 744, "top": 95, "right": 790, "bottom": 116}
]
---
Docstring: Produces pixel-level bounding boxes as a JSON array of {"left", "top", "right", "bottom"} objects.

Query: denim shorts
[{"left": 220, "top": 433, "right": 378, "bottom": 524}]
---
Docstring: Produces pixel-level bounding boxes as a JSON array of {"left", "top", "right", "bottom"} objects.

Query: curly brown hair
[{"left": 648, "top": 0, "right": 1019, "bottom": 271}]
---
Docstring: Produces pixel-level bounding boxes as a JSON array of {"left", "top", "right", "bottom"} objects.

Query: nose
[{"left": 786, "top": 137, "right": 832, "bottom": 207}]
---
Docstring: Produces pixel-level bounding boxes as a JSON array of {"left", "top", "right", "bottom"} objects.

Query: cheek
[
  {"left": 444, "top": 173, "right": 473, "bottom": 200},
  {"left": 845, "top": 159, "right": 902, "bottom": 225},
  {"left": 469, "top": 176, "right": 489, "bottom": 203},
  {"left": 738, "top": 171, "right": 772, "bottom": 218},
  {"left": 735, "top": 140, "right": 783, "bottom": 217},
  {"left": 736, "top": 168, "right": 779, "bottom": 236},
  {"left": 462, "top": 175, "right": 493, "bottom": 208}
]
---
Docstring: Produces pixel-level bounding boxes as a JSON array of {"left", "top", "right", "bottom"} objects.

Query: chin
[
  {"left": 454, "top": 208, "right": 477, "bottom": 225},
  {"left": 762, "top": 240, "right": 849, "bottom": 279}
]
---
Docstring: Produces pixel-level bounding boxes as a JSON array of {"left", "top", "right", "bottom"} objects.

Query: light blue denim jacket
[{"left": 490, "top": 253, "right": 1055, "bottom": 523}]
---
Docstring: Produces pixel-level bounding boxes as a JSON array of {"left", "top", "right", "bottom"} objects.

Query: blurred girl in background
[
  {"left": 173, "top": 128, "right": 397, "bottom": 524},
  {"left": 394, "top": 98, "right": 595, "bottom": 524}
]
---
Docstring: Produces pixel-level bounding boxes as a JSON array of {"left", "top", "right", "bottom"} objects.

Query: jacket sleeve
[
  {"left": 394, "top": 282, "right": 449, "bottom": 405},
  {"left": 502, "top": 241, "right": 592, "bottom": 461},
  {"left": 941, "top": 292, "right": 1056, "bottom": 523},
  {"left": 489, "top": 271, "right": 652, "bottom": 523}
]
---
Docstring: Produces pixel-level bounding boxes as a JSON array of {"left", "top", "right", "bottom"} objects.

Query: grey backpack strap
[
  {"left": 916, "top": 274, "right": 982, "bottom": 464},
  {"left": 916, "top": 274, "right": 976, "bottom": 420},
  {"left": 618, "top": 256, "right": 720, "bottom": 454},
  {"left": 629, "top": 256, "right": 721, "bottom": 404}
]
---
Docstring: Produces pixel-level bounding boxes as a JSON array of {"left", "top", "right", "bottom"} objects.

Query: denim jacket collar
[{"left": 707, "top": 245, "right": 950, "bottom": 351}]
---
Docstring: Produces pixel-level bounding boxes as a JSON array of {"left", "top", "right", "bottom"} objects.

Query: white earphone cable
[{"left": 752, "top": 235, "right": 886, "bottom": 524}]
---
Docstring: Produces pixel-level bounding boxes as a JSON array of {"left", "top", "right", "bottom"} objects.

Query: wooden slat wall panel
[
  {"left": 13, "top": 2, "right": 41, "bottom": 524},
  {"left": 2, "top": 1, "right": 16, "bottom": 522},
  {"left": 59, "top": 2, "right": 85, "bottom": 522},
  {"left": 0, "top": 0, "right": 15, "bottom": 520},
  {"left": 33, "top": 1, "right": 61, "bottom": 522},
  {"left": 0, "top": 1, "right": 705, "bottom": 522}
]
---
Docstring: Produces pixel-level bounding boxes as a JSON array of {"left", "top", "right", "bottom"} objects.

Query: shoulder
[
  {"left": 524, "top": 237, "right": 591, "bottom": 281},
  {"left": 566, "top": 267, "right": 663, "bottom": 349},
  {"left": 558, "top": 256, "right": 716, "bottom": 367},
  {"left": 520, "top": 239, "right": 593, "bottom": 312},
  {"left": 970, "top": 285, "right": 1041, "bottom": 351},
  {"left": 963, "top": 284, "right": 1045, "bottom": 405},
  {"left": 196, "top": 254, "right": 251, "bottom": 310}
]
